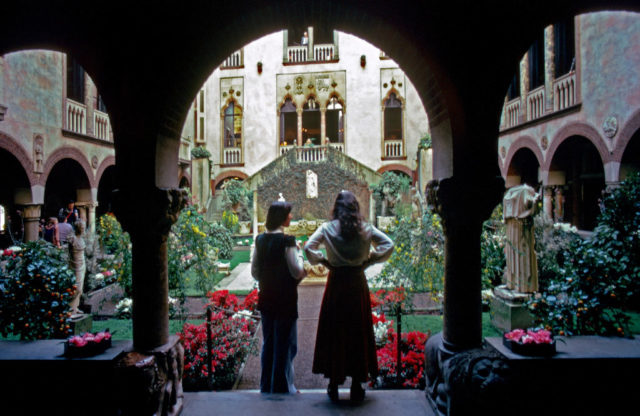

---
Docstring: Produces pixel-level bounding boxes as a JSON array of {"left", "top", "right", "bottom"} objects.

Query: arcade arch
[
  {"left": 505, "top": 147, "right": 541, "bottom": 189},
  {"left": 548, "top": 135, "right": 604, "bottom": 230},
  {"left": 620, "top": 129, "right": 640, "bottom": 180}
]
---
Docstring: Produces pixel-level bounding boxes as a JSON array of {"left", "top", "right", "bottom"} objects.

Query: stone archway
[
  {"left": 377, "top": 164, "right": 415, "bottom": 183},
  {"left": 505, "top": 147, "right": 541, "bottom": 189},
  {"left": 0, "top": 147, "right": 33, "bottom": 247},
  {"left": 547, "top": 135, "right": 605, "bottom": 230},
  {"left": 43, "top": 157, "right": 92, "bottom": 220},
  {"left": 501, "top": 135, "right": 544, "bottom": 178}
]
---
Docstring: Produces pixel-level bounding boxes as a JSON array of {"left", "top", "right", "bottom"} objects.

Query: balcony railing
[
  {"left": 221, "top": 50, "right": 243, "bottom": 68},
  {"left": 66, "top": 99, "right": 86, "bottom": 135},
  {"left": 287, "top": 46, "right": 308, "bottom": 63},
  {"left": 93, "top": 110, "right": 110, "bottom": 141},
  {"left": 504, "top": 98, "right": 521, "bottom": 128},
  {"left": 554, "top": 72, "right": 576, "bottom": 111},
  {"left": 296, "top": 146, "right": 327, "bottom": 162},
  {"left": 223, "top": 147, "right": 243, "bottom": 165},
  {"left": 313, "top": 44, "right": 334, "bottom": 61},
  {"left": 527, "top": 86, "right": 545, "bottom": 121},
  {"left": 383, "top": 140, "right": 404, "bottom": 158},
  {"left": 328, "top": 142, "right": 344, "bottom": 152},
  {"left": 280, "top": 144, "right": 295, "bottom": 155}
]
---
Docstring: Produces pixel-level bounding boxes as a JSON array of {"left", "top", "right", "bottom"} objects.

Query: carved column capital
[
  {"left": 113, "top": 187, "right": 187, "bottom": 241},
  {"left": 425, "top": 176, "right": 505, "bottom": 229}
]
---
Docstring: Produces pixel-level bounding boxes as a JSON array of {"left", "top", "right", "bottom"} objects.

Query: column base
[
  {"left": 114, "top": 335, "right": 184, "bottom": 416},
  {"left": 70, "top": 313, "right": 93, "bottom": 335},
  {"left": 490, "top": 285, "right": 534, "bottom": 332}
]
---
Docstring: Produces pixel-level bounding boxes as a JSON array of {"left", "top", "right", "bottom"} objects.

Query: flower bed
[
  {"left": 64, "top": 330, "right": 112, "bottom": 357},
  {"left": 178, "top": 289, "right": 259, "bottom": 390}
]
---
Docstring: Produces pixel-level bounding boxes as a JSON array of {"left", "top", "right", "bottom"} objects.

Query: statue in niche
[
  {"left": 306, "top": 170, "right": 318, "bottom": 199},
  {"left": 410, "top": 186, "right": 425, "bottom": 220},
  {"left": 502, "top": 184, "right": 539, "bottom": 293},
  {"left": 34, "top": 135, "right": 44, "bottom": 173},
  {"left": 553, "top": 187, "right": 564, "bottom": 222}
]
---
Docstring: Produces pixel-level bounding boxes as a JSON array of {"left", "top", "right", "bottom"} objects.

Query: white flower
[
  {"left": 232, "top": 309, "right": 253, "bottom": 320},
  {"left": 373, "top": 321, "right": 391, "bottom": 345}
]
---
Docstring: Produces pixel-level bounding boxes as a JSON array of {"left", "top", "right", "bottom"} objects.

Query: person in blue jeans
[{"left": 251, "top": 201, "right": 306, "bottom": 393}]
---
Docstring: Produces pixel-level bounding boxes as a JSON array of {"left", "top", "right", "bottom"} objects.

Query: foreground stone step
[{"left": 182, "top": 389, "right": 435, "bottom": 416}]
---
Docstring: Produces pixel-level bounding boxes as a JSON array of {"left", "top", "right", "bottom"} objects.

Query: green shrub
[
  {"left": 374, "top": 209, "right": 444, "bottom": 299},
  {"left": 97, "top": 214, "right": 133, "bottom": 296},
  {"left": 529, "top": 172, "right": 640, "bottom": 336},
  {"left": 0, "top": 241, "right": 76, "bottom": 340},
  {"left": 371, "top": 172, "right": 411, "bottom": 217},
  {"left": 481, "top": 204, "right": 506, "bottom": 290}
]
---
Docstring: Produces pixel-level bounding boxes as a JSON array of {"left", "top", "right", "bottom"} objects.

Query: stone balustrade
[
  {"left": 287, "top": 46, "right": 307, "bottom": 63},
  {"left": 221, "top": 50, "right": 243, "bottom": 68},
  {"left": 94, "top": 109, "right": 111, "bottom": 140},
  {"left": 223, "top": 147, "right": 242, "bottom": 165},
  {"left": 527, "top": 86, "right": 545, "bottom": 120},
  {"left": 384, "top": 139, "right": 404, "bottom": 158},
  {"left": 554, "top": 71, "right": 576, "bottom": 111},
  {"left": 313, "top": 43, "right": 334, "bottom": 61},
  {"left": 504, "top": 98, "right": 520, "bottom": 128},
  {"left": 66, "top": 98, "right": 86, "bottom": 135}
]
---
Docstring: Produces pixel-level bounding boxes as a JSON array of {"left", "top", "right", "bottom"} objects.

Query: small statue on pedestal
[{"left": 68, "top": 219, "right": 87, "bottom": 315}]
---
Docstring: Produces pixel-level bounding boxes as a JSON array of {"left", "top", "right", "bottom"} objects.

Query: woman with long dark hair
[
  {"left": 304, "top": 190, "right": 394, "bottom": 402},
  {"left": 251, "top": 200, "right": 306, "bottom": 393}
]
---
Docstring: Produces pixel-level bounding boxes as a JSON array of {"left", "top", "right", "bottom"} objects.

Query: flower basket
[
  {"left": 64, "top": 330, "right": 112, "bottom": 358},
  {"left": 503, "top": 328, "right": 556, "bottom": 357}
]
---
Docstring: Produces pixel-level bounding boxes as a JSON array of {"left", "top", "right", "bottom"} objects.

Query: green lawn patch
[
  {"left": 401, "top": 313, "right": 502, "bottom": 338},
  {"left": 92, "top": 319, "right": 203, "bottom": 340}
]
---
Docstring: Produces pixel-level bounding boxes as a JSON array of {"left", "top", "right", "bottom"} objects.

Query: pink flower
[{"left": 505, "top": 328, "right": 525, "bottom": 342}]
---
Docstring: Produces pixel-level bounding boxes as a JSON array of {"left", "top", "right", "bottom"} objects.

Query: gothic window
[
  {"left": 303, "top": 96, "right": 320, "bottom": 145},
  {"left": 506, "top": 67, "right": 520, "bottom": 101},
  {"left": 528, "top": 32, "right": 545, "bottom": 90},
  {"left": 66, "top": 56, "right": 85, "bottom": 103},
  {"left": 97, "top": 94, "right": 107, "bottom": 112},
  {"left": 384, "top": 93, "right": 403, "bottom": 141},
  {"left": 554, "top": 18, "right": 575, "bottom": 77},
  {"left": 279, "top": 98, "right": 296, "bottom": 145},
  {"left": 223, "top": 101, "right": 242, "bottom": 148},
  {"left": 326, "top": 96, "right": 344, "bottom": 143}
]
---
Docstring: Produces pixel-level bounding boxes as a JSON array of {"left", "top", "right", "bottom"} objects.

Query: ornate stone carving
[
  {"left": 602, "top": 116, "right": 618, "bottom": 138},
  {"left": 295, "top": 76, "right": 304, "bottom": 95},
  {"left": 91, "top": 155, "right": 99, "bottom": 169},
  {"left": 426, "top": 333, "right": 512, "bottom": 416},
  {"left": 114, "top": 336, "right": 184, "bottom": 416},
  {"left": 425, "top": 176, "right": 505, "bottom": 229},
  {"left": 500, "top": 146, "right": 506, "bottom": 158},
  {"left": 33, "top": 134, "right": 44, "bottom": 173},
  {"left": 306, "top": 169, "right": 318, "bottom": 198},
  {"left": 540, "top": 135, "right": 548, "bottom": 150},
  {"left": 113, "top": 187, "right": 187, "bottom": 240}
]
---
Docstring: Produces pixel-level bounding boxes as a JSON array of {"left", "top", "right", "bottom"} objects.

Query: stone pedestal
[
  {"left": 70, "top": 313, "right": 93, "bottom": 334},
  {"left": 22, "top": 204, "right": 41, "bottom": 242},
  {"left": 490, "top": 285, "right": 534, "bottom": 332}
]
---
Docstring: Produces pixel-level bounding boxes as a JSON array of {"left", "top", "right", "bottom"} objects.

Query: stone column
[
  {"left": 87, "top": 203, "right": 97, "bottom": 234},
  {"left": 519, "top": 53, "right": 530, "bottom": 124},
  {"left": 252, "top": 189, "right": 258, "bottom": 240},
  {"left": 297, "top": 108, "right": 303, "bottom": 146},
  {"left": 543, "top": 186, "right": 554, "bottom": 220},
  {"left": 544, "top": 25, "right": 555, "bottom": 112},
  {"left": 426, "top": 176, "right": 504, "bottom": 351},
  {"left": 22, "top": 204, "right": 41, "bottom": 242},
  {"left": 114, "top": 187, "right": 186, "bottom": 351},
  {"left": 320, "top": 107, "right": 326, "bottom": 143}
]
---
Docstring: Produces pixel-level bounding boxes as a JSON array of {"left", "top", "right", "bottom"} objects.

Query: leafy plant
[
  {"left": 221, "top": 210, "right": 239, "bottom": 233},
  {"left": 528, "top": 172, "right": 640, "bottom": 336},
  {"left": 221, "top": 179, "right": 251, "bottom": 221},
  {"left": 371, "top": 171, "right": 411, "bottom": 216},
  {"left": 0, "top": 242, "right": 76, "bottom": 340},
  {"left": 191, "top": 146, "right": 211, "bottom": 159},
  {"left": 97, "top": 214, "right": 133, "bottom": 297},
  {"left": 418, "top": 132, "right": 432, "bottom": 150},
  {"left": 373, "top": 209, "right": 444, "bottom": 302},
  {"left": 481, "top": 204, "right": 506, "bottom": 290}
]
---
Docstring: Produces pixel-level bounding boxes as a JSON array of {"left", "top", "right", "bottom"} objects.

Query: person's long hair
[
  {"left": 265, "top": 201, "right": 292, "bottom": 231},
  {"left": 331, "top": 190, "right": 363, "bottom": 239}
]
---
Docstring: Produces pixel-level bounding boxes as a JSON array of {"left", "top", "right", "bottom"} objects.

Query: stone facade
[
  {"left": 0, "top": 50, "right": 115, "bottom": 237},
  {"left": 499, "top": 11, "right": 640, "bottom": 230},
  {"left": 183, "top": 30, "right": 430, "bottom": 189}
]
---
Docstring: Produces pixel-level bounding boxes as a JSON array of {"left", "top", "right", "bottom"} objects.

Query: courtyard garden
[{"left": 1, "top": 172, "right": 639, "bottom": 392}]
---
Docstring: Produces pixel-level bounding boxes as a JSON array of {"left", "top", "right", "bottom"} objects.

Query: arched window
[
  {"left": 279, "top": 98, "right": 297, "bottom": 146},
  {"left": 384, "top": 93, "right": 402, "bottom": 141},
  {"left": 223, "top": 101, "right": 242, "bottom": 148},
  {"left": 303, "top": 96, "right": 320, "bottom": 145},
  {"left": 326, "top": 96, "right": 344, "bottom": 144},
  {"left": 222, "top": 100, "right": 243, "bottom": 165}
]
